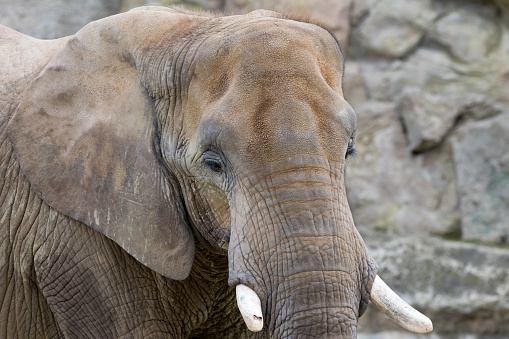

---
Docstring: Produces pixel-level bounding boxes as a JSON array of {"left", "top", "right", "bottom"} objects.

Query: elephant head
[{"left": 7, "top": 6, "right": 432, "bottom": 337}]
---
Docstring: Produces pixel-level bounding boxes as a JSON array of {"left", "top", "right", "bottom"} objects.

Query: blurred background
[{"left": 1, "top": 0, "right": 508, "bottom": 337}]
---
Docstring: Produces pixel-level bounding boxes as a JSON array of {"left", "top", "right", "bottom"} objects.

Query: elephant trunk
[
  {"left": 270, "top": 267, "right": 360, "bottom": 338},
  {"left": 235, "top": 238, "right": 367, "bottom": 337},
  {"left": 228, "top": 165, "right": 376, "bottom": 337}
]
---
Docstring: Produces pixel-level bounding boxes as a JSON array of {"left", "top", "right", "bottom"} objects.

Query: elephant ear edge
[{"left": 7, "top": 11, "right": 197, "bottom": 280}]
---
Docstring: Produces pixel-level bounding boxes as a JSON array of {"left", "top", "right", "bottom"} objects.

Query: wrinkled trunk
[
  {"left": 228, "top": 161, "right": 377, "bottom": 338},
  {"left": 271, "top": 272, "right": 359, "bottom": 337}
]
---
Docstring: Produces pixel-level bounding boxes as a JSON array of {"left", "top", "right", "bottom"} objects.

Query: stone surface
[
  {"left": 180, "top": 0, "right": 225, "bottom": 10},
  {"left": 427, "top": 5, "right": 502, "bottom": 64},
  {"left": 361, "top": 44, "right": 509, "bottom": 110},
  {"left": 350, "top": 0, "right": 369, "bottom": 26},
  {"left": 359, "top": 231, "right": 509, "bottom": 336},
  {"left": 494, "top": 0, "right": 509, "bottom": 15},
  {"left": 346, "top": 101, "right": 457, "bottom": 236},
  {"left": 122, "top": 0, "right": 149, "bottom": 11},
  {"left": 0, "top": 0, "right": 122, "bottom": 39},
  {"left": 356, "top": 1, "right": 509, "bottom": 112},
  {"left": 343, "top": 62, "right": 368, "bottom": 109},
  {"left": 398, "top": 87, "right": 461, "bottom": 152},
  {"left": 452, "top": 113, "right": 509, "bottom": 244},
  {"left": 413, "top": 141, "right": 461, "bottom": 238},
  {"left": 356, "top": 0, "right": 438, "bottom": 58}
]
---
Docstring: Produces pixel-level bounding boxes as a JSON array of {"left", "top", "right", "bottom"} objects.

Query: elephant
[{"left": 0, "top": 6, "right": 432, "bottom": 338}]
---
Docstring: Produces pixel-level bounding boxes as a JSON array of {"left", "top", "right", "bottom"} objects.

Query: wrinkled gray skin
[{"left": 0, "top": 6, "right": 377, "bottom": 338}]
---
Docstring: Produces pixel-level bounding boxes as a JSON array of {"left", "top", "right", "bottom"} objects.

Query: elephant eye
[
  {"left": 204, "top": 158, "right": 224, "bottom": 173},
  {"left": 346, "top": 137, "right": 356, "bottom": 159}
]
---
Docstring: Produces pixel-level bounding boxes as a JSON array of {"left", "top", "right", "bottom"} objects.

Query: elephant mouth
[{"left": 235, "top": 276, "right": 433, "bottom": 334}]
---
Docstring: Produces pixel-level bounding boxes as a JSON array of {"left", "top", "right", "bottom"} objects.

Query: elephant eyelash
[
  {"left": 346, "top": 146, "right": 357, "bottom": 158},
  {"left": 202, "top": 150, "right": 226, "bottom": 174},
  {"left": 345, "top": 137, "right": 356, "bottom": 159},
  {"left": 204, "top": 158, "right": 224, "bottom": 173}
]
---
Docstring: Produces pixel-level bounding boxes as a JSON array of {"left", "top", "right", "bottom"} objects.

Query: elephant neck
[
  {"left": 186, "top": 241, "right": 248, "bottom": 338},
  {"left": 189, "top": 240, "right": 229, "bottom": 283}
]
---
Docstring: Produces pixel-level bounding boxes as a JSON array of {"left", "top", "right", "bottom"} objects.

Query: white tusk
[
  {"left": 236, "top": 284, "right": 263, "bottom": 332},
  {"left": 370, "top": 276, "right": 433, "bottom": 333}
]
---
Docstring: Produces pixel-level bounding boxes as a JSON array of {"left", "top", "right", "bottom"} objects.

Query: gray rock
[
  {"left": 360, "top": 41, "right": 509, "bottom": 120},
  {"left": 180, "top": 0, "right": 224, "bottom": 11},
  {"left": 357, "top": 0, "right": 509, "bottom": 116},
  {"left": 122, "top": 0, "right": 147, "bottom": 12},
  {"left": 413, "top": 140, "right": 461, "bottom": 238},
  {"left": 346, "top": 101, "right": 452, "bottom": 236},
  {"left": 463, "top": 98, "right": 507, "bottom": 120},
  {"left": 344, "top": 62, "right": 369, "bottom": 109},
  {"left": 354, "top": 29, "right": 509, "bottom": 245},
  {"left": 358, "top": 59, "right": 406, "bottom": 102},
  {"left": 427, "top": 5, "right": 502, "bottom": 64},
  {"left": 0, "top": 0, "right": 122, "bottom": 39},
  {"left": 356, "top": 0, "right": 438, "bottom": 58},
  {"left": 452, "top": 113, "right": 509, "bottom": 244},
  {"left": 494, "top": 0, "right": 509, "bottom": 15},
  {"left": 350, "top": 0, "right": 369, "bottom": 26},
  {"left": 359, "top": 232, "right": 509, "bottom": 336},
  {"left": 398, "top": 87, "right": 461, "bottom": 153},
  {"left": 359, "top": 332, "right": 442, "bottom": 339}
]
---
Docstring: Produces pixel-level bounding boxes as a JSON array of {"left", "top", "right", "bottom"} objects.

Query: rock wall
[
  {"left": 342, "top": 1, "right": 509, "bottom": 336},
  {"left": 2, "top": 0, "right": 508, "bottom": 337},
  {"left": 347, "top": 0, "right": 509, "bottom": 244}
]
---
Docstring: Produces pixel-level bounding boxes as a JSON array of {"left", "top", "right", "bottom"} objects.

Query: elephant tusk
[
  {"left": 370, "top": 276, "right": 433, "bottom": 333},
  {"left": 236, "top": 284, "right": 264, "bottom": 332}
]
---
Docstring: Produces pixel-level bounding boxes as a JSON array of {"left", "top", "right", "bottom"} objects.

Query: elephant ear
[{"left": 7, "top": 12, "right": 197, "bottom": 280}]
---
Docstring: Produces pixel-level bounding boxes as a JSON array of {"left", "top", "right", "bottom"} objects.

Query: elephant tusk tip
[
  {"left": 402, "top": 308, "right": 433, "bottom": 333},
  {"left": 244, "top": 315, "right": 263, "bottom": 332},
  {"left": 370, "top": 276, "right": 434, "bottom": 334},
  {"left": 236, "top": 284, "right": 264, "bottom": 332},
  {"left": 414, "top": 314, "right": 433, "bottom": 333}
]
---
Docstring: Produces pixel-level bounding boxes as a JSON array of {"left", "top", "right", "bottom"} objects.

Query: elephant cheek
[{"left": 181, "top": 180, "right": 231, "bottom": 253}]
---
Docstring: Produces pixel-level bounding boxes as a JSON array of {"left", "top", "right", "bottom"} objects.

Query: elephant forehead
[
  {"left": 204, "top": 87, "right": 354, "bottom": 164},
  {"left": 182, "top": 16, "right": 353, "bottom": 165},
  {"left": 189, "top": 16, "right": 344, "bottom": 96}
]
